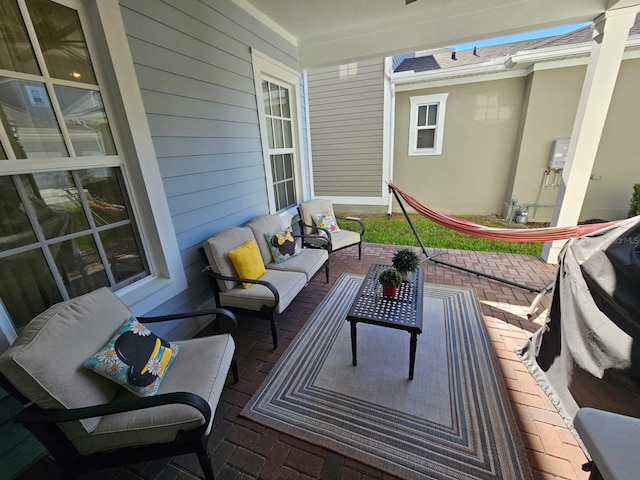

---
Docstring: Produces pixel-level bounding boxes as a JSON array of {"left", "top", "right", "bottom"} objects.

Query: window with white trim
[
  {"left": 408, "top": 93, "right": 448, "bottom": 156},
  {"left": 0, "top": 0, "right": 155, "bottom": 334},
  {"left": 252, "top": 50, "right": 302, "bottom": 215},
  {"left": 261, "top": 79, "right": 296, "bottom": 211}
]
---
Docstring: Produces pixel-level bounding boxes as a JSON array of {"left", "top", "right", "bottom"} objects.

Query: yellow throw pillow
[{"left": 227, "top": 239, "right": 266, "bottom": 288}]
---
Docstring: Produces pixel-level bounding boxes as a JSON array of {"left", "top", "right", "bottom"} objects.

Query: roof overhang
[
  {"left": 389, "top": 34, "right": 640, "bottom": 91},
  {"left": 235, "top": 0, "right": 618, "bottom": 68}
]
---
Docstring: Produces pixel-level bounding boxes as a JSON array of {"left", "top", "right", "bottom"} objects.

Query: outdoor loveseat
[
  {"left": 0, "top": 287, "right": 238, "bottom": 480},
  {"left": 201, "top": 213, "right": 329, "bottom": 349}
]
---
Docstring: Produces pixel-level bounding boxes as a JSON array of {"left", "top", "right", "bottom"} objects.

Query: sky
[{"left": 450, "top": 22, "right": 592, "bottom": 51}]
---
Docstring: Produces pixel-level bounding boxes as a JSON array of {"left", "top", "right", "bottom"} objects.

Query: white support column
[{"left": 542, "top": 6, "right": 640, "bottom": 263}]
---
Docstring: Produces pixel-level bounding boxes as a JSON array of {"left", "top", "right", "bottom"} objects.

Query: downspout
[{"left": 383, "top": 57, "right": 396, "bottom": 215}]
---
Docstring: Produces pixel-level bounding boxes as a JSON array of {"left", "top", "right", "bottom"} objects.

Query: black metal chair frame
[
  {"left": 0, "top": 309, "right": 239, "bottom": 480},
  {"left": 198, "top": 233, "right": 329, "bottom": 350},
  {"left": 297, "top": 210, "right": 365, "bottom": 260}
]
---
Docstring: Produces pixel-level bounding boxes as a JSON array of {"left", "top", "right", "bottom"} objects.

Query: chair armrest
[
  {"left": 138, "top": 308, "right": 238, "bottom": 335},
  {"left": 298, "top": 220, "right": 333, "bottom": 251},
  {"left": 203, "top": 269, "right": 280, "bottom": 307},
  {"left": 292, "top": 233, "right": 330, "bottom": 249},
  {"left": 336, "top": 216, "right": 366, "bottom": 236},
  {"left": 15, "top": 391, "right": 211, "bottom": 426}
]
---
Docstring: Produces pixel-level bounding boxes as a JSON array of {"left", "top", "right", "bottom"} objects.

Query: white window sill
[{"left": 115, "top": 275, "right": 183, "bottom": 316}]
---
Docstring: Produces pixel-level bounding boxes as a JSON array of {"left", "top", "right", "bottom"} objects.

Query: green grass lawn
[{"left": 340, "top": 213, "right": 543, "bottom": 256}]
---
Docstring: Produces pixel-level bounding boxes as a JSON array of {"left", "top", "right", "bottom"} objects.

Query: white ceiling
[{"left": 234, "top": 0, "right": 620, "bottom": 68}]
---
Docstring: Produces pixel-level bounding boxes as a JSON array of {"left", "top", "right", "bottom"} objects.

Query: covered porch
[{"left": 17, "top": 243, "right": 584, "bottom": 480}]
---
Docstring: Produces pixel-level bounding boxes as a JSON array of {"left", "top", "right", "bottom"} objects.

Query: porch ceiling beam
[{"left": 542, "top": 4, "right": 640, "bottom": 263}]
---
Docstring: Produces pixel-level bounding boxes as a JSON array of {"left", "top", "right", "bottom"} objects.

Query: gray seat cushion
[
  {"left": 266, "top": 248, "right": 328, "bottom": 282},
  {"left": 68, "top": 334, "right": 235, "bottom": 455},
  {"left": 219, "top": 269, "right": 307, "bottom": 314}
]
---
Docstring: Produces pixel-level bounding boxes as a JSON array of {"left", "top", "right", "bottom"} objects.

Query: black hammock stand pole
[{"left": 389, "top": 185, "right": 554, "bottom": 300}]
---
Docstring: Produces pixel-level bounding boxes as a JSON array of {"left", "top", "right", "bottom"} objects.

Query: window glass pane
[
  {"left": 276, "top": 183, "right": 286, "bottom": 211},
  {"left": 0, "top": 0, "right": 40, "bottom": 75},
  {"left": 285, "top": 179, "right": 295, "bottom": 208},
  {"left": 427, "top": 104, "right": 438, "bottom": 126},
  {"left": 279, "top": 85, "right": 290, "bottom": 118},
  {"left": 21, "top": 172, "right": 89, "bottom": 238},
  {"left": 283, "top": 154, "right": 293, "bottom": 179},
  {"left": 269, "top": 83, "right": 281, "bottom": 117},
  {"left": 274, "top": 118, "right": 284, "bottom": 149},
  {"left": 0, "top": 77, "right": 68, "bottom": 158},
  {"left": 417, "top": 129, "right": 435, "bottom": 149},
  {"left": 80, "top": 168, "right": 130, "bottom": 226},
  {"left": 99, "top": 224, "right": 145, "bottom": 283},
  {"left": 0, "top": 175, "right": 36, "bottom": 251},
  {"left": 52, "top": 234, "right": 109, "bottom": 297},
  {"left": 0, "top": 248, "right": 62, "bottom": 330},
  {"left": 266, "top": 117, "right": 274, "bottom": 149},
  {"left": 283, "top": 119, "right": 292, "bottom": 149},
  {"left": 54, "top": 86, "right": 117, "bottom": 156},
  {"left": 417, "top": 105, "right": 427, "bottom": 127},
  {"left": 0, "top": 142, "right": 6, "bottom": 159},
  {"left": 26, "top": 0, "right": 97, "bottom": 84},
  {"left": 274, "top": 154, "right": 284, "bottom": 181},
  {"left": 261, "top": 80, "right": 271, "bottom": 116}
]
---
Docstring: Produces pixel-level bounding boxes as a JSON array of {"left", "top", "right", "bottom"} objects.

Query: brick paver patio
[{"left": 18, "top": 244, "right": 591, "bottom": 480}]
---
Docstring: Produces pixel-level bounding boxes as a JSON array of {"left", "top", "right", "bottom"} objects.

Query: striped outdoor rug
[{"left": 241, "top": 273, "right": 531, "bottom": 480}]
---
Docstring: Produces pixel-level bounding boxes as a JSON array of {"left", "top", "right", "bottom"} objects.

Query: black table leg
[
  {"left": 409, "top": 332, "right": 417, "bottom": 380},
  {"left": 350, "top": 321, "right": 357, "bottom": 366}
]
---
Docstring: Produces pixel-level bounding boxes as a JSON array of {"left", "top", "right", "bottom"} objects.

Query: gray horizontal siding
[
  {"left": 118, "top": 0, "right": 299, "bottom": 312},
  {"left": 307, "top": 58, "right": 384, "bottom": 197}
]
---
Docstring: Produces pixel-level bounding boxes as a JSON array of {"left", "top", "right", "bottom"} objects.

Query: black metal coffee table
[{"left": 346, "top": 263, "right": 424, "bottom": 380}]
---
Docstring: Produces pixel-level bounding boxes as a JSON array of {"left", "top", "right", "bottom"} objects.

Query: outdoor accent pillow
[
  {"left": 227, "top": 239, "right": 266, "bottom": 288},
  {"left": 84, "top": 317, "right": 179, "bottom": 397},
  {"left": 313, "top": 212, "right": 340, "bottom": 234},
  {"left": 264, "top": 227, "right": 301, "bottom": 264}
]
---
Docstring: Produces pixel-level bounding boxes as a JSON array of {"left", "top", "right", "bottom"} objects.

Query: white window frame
[
  {"left": 408, "top": 93, "right": 449, "bottom": 156},
  {"left": 0, "top": 0, "right": 187, "bottom": 344},
  {"left": 251, "top": 49, "right": 304, "bottom": 223}
]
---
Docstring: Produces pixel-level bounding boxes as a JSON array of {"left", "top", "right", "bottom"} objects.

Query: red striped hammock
[{"left": 388, "top": 183, "right": 620, "bottom": 243}]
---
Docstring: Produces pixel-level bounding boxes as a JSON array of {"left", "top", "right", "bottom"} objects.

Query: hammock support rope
[{"left": 388, "top": 183, "right": 549, "bottom": 295}]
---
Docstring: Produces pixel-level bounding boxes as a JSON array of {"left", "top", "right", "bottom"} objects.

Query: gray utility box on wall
[{"left": 548, "top": 138, "right": 570, "bottom": 169}]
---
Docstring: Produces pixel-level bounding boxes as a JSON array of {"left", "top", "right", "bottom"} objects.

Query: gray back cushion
[
  {"left": 202, "top": 226, "right": 256, "bottom": 291},
  {"left": 0, "top": 288, "right": 132, "bottom": 433},
  {"left": 246, "top": 214, "right": 286, "bottom": 265}
]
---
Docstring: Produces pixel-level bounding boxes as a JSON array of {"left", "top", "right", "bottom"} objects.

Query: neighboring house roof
[{"left": 394, "top": 15, "right": 640, "bottom": 73}]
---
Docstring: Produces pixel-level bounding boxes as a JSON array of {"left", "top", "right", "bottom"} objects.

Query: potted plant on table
[
  {"left": 392, "top": 248, "right": 420, "bottom": 281},
  {"left": 378, "top": 268, "right": 403, "bottom": 298}
]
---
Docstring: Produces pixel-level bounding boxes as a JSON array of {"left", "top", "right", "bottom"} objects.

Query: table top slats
[{"left": 347, "top": 264, "right": 423, "bottom": 332}]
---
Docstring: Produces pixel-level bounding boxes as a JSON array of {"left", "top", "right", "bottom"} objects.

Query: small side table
[
  {"left": 345, "top": 264, "right": 423, "bottom": 380},
  {"left": 574, "top": 407, "right": 640, "bottom": 480}
]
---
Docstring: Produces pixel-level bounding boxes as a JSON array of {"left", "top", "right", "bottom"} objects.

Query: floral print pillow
[
  {"left": 312, "top": 212, "right": 341, "bottom": 234},
  {"left": 84, "top": 317, "right": 179, "bottom": 397}
]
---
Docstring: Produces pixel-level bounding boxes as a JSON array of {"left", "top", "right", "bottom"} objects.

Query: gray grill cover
[{"left": 517, "top": 216, "right": 640, "bottom": 446}]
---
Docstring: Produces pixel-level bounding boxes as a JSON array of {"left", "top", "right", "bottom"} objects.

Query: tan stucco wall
[
  {"left": 393, "top": 77, "right": 527, "bottom": 214},
  {"left": 508, "top": 59, "right": 640, "bottom": 222},
  {"left": 507, "top": 66, "right": 584, "bottom": 222},
  {"left": 393, "top": 58, "right": 640, "bottom": 222},
  {"left": 584, "top": 58, "right": 640, "bottom": 220}
]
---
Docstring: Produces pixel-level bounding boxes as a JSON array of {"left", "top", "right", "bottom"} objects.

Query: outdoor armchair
[
  {"left": 0, "top": 287, "right": 238, "bottom": 480},
  {"left": 298, "top": 199, "right": 365, "bottom": 259}
]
